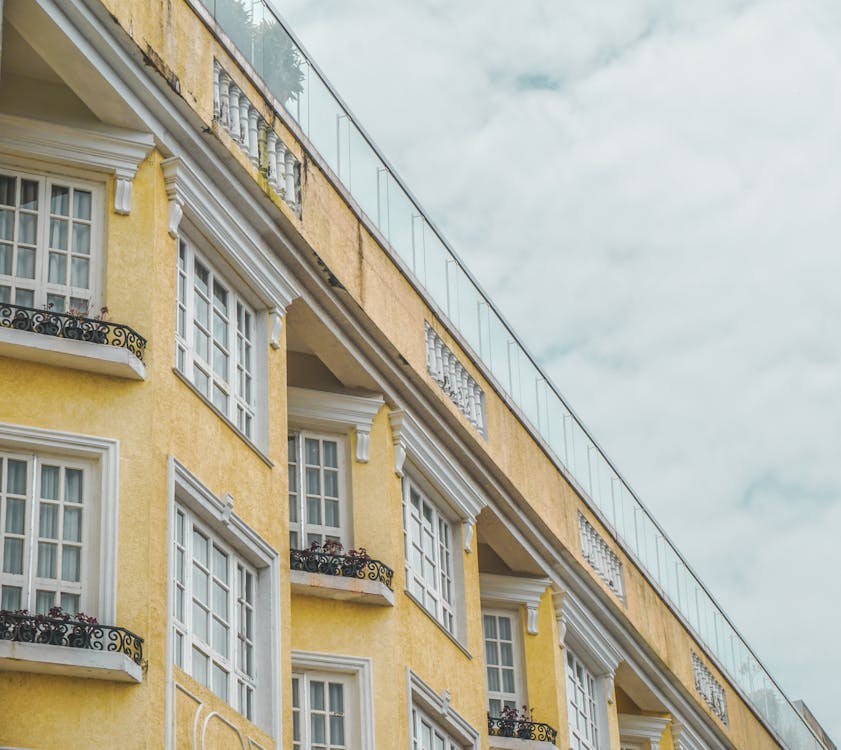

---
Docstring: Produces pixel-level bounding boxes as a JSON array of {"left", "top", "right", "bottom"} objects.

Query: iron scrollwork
[
  {"left": 290, "top": 548, "right": 394, "bottom": 590},
  {"left": 0, "top": 611, "right": 144, "bottom": 665},
  {"left": 0, "top": 303, "right": 147, "bottom": 361},
  {"left": 487, "top": 714, "right": 558, "bottom": 744}
]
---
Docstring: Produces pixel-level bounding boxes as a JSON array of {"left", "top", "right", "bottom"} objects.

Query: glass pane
[
  {"left": 502, "top": 668, "right": 515, "bottom": 692},
  {"left": 324, "top": 499, "right": 339, "bottom": 527},
  {"left": 5, "top": 498, "right": 24, "bottom": 534},
  {"left": 51, "top": 186, "right": 70, "bottom": 215},
  {"left": 212, "top": 663, "right": 228, "bottom": 699},
  {"left": 0, "top": 284, "right": 9, "bottom": 302},
  {"left": 16, "top": 247, "right": 35, "bottom": 279},
  {"left": 40, "top": 465, "right": 60, "bottom": 500},
  {"left": 73, "top": 190, "right": 92, "bottom": 220},
  {"left": 212, "top": 546, "right": 228, "bottom": 582},
  {"left": 39, "top": 503, "right": 59, "bottom": 538},
  {"left": 0, "top": 210, "right": 13, "bottom": 242},
  {"left": 212, "top": 618, "right": 228, "bottom": 656},
  {"left": 60, "top": 592, "right": 80, "bottom": 613},
  {"left": 0, "top": 175, "right": 15, "bottom": 206},
  {"left": 323, "top": 471, "right": 338, "bottom": 498},
  {"left": 311, "top": 713, "right": 326, "bottom": 745},
  {"left": 322, "top": 441, "right": 337, "bottom": 468},
  {"left": 483, "top": 614, "right": 496, "bottom": 639},
  {"left": 71, "top": 257, "right": 89, "bottom": 288},
  {"left": 6, "top": 460, "right": 26, "bottom": 495},
  {"left": 61, "top": 546, "right": 81, "bottom": 582},
  {"left": 15, "top": 288, "right": 33, "bottom": 307},
  {"left": 193, "top": 565, "right": 209, "bottom": 601},
  {"left": 2, "top": 538, "right": 23, "bottom": 574},
  {"left": 20, "top": 180, "right": 38, "bottom": 210},
  {"left": 305, "top": 468, "right": 320, "bottom": 494},
  {"left": 49, "top": 218, "right": 67, "bottom": 250},
  {"left": 310, "top": 679, "right": 325, "bottom": 710},
  {"left": 192, "top": 647, "right": 209, "bottom": 686},
  {"left": 19, "top": 213, "right": 36, "bottom": 245},
  {"left": 192, "top": 602, "right": 208, "bottom": 641},
  {"left": 306, "top": 497, "right": 321, "bottom": 525},
  {"left": 65, "top": 470, "right": 83, "bottom": 503},
  {"left": 500, "top": 642, "right": 513, "bottom": 666},
  {"left": 37, "top": 542, "right": 57, "bottom": 578},
  {"left": 499, "top": 617, "right": 511, "bottom": 640},
  {"left": 48, "top": 252, "right": 67, "bottom": 284},
  {"left": 0, "top": 244, "right": 11, "bottom": 275},
  {"left": 1, "top": 585, "right": 21, "bottom": 610},
  {"left": 193, "top": 530, "right": 208, "bottom": 565},
  {"left": 35, "top": 590, "right": 54, "bottom": 614},
  {"left": 212, "top": 581, "right": 228, "bottom": 618}
]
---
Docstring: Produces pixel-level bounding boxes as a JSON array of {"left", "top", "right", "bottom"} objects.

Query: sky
[{"left": 277, "top": 0, "right": 841, "bottom": 740}]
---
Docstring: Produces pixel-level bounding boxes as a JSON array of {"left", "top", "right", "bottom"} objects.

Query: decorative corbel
[
  {"left": 526, "top": 604, "right": 539, "bottom": 635},
  {"left": 556, "top": 614, "right": 567, "bottom": 647},
  {"left": 269, "top": 308, "right": 283, "bottom": 349},
  {"left": 354, "top": 426, "right": 371, "bottom": 463},
  {"left": 160, "top": 157, "right": 185, "bottom": 238},
  {"left": 114, "top": 171, "right": 134, "bottom": 215},
  {"left": 603, "top": 670, "right": 616, "bottom": 704},
  {"left": 221, "top": 493, "right": 234, "bottom": 526},
  {"left": 462, "top": 518, "right": 474, "bottom": 553},
  {"left": 392, "top": 437, "right": 407, "bottom": 477}
]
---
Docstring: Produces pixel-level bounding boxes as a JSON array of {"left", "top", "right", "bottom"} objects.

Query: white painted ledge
[
  {"left": 0, "top": 640, "right": 143, "bottom": 683},
  {"left": 0, "top": 327, "right": 145, "bottom": 380},
  {"left": 488, "top": 738, "right": 556, "bottom": 750},
  {"left": 290, "top": 570, "right": 394, "bottom": 606}
]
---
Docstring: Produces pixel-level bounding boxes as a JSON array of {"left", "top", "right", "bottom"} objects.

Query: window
[
  {"left": 402, "top": 478, "right": 455, "bottom": 634},
  {"left": 292, "top": 671, "right": 357, "bottom": 750},
  {"left": 0, "top": 167, "right": 101, "bottom": 313},
  {"left": 566, "top": 650, "right": 601, "bottom": 750},
  {"left": 176, "top": 238, "right": 257, "bottom": 439},
  {"left": 482, "top": 609, "right": 525, "bottom": 718},
  {"left": 288, "top": 432, "right": 348, "bottom": 550},
  {"left": 0, "top": 450, "right": 95, "bottom": 614},
  {"left": 172, "top": 505, "right": 256, "bottom": 720},
  {"left": 411, "top": 705, "right": 462, "bottom": 750}
]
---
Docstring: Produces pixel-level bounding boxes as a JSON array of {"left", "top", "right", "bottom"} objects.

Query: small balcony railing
[
  {"left": 0, "top": 610, "right": 144, "bottom": 665},
  {"left": 290, "top": 547, "right": 394, "bottom": 590},
  {"left": 488, "top": 714, "right": 558, "bottom": 745},
  {"left": 0, "top": 302, "right": 147, "bottom": 361}
]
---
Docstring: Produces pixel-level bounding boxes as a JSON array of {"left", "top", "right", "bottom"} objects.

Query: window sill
[
  {"left": 403, "top": 590, "right": 472, "bottom": 658},
  {"left": 0, "top": 640, "right": 143, "bottom": 683},
  {"left": 290, "top": 569, "right": 394, "bottom": 606},
  {"left": 489, "top": 739, "right": 556, "bottom": 750},
  {"left": 0, "top": 326, "right": 145, "bottom": 380}
]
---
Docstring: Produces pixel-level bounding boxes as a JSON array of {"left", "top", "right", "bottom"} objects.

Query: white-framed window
[
  {"left": 411, "top": 705, "right": 462, "bottom": 750},
  {"left": 172, "top": 503, "right": 257, "bottom": 719},
  {"left": 292, "top": 670, "right": 356, "bottom": 750},
  {"left": 0, "top": 450, "right": 96, "bottom": 615},
  {"left": 402, "top": 477, "right": 456, "bottom": 635},
  {"left": 0, "top": 166, "right": 102, "bottom": 313},
  {"left": 566, "top": 650, "right": 602, "bottom": 750},
  {"left": 287, "top": 431, "right": 349, "bottom": 550},
  {"left": 176, "top": 237, "right": 257, "bottom": 439},
  {"left": 482, "top": 609, "right": 526, "bottom": 717}
]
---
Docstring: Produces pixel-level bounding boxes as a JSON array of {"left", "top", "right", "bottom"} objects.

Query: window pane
[
  {"left": 310, "top": 680, "right": 325, "bottom": 710},
  {"left": 50, "top": 185, "right": 70, "bottom": 215},
  {"left": 65, "top": 469, "right": 83, "bottom": 503},
  {"left": 0, "top": 244, "right": 11, "bottom": 274},
  {"left": 5, "top": 498, "right": 24, "bottom": 534},
  {"left": 324, "top": 499, "right": 339, "bottom": 528},
  {"left": 305, "top": 438, "right": 319, "bottom": 465},
  {"left": 63, "top": 508, "right": 82, "bottom": 542},
  {"left": 73, "top": 190, "right": 92, "bottom": 220},
  {"left": 37, "top": 542, "right": 57, "bottom": 578},
  {"left": 212, "top": 618, "right": 229, "bottom": 656},
  {"left": 1, "top": 585, "right": 21, "bottom": 610},
  {"left": 212, "top": 580, "right": 228, "bottom": 618},
  {"left": 20, "top": 180, "right": 38, "bottom": 210},
  {"left": 39, "top": 503, "right": 59, "bottom": 538},
  {"left": 0, "top": 176, "right": 15, "bottom": 206},
  {"left": 15, "top": 247, "right": 35, "bottom": 279},
  {"left": 48, "top": 252, "right": 67, "bottom": 284},
  {"left": 193, "top": 530, "right": 208, "bottom": 566},
  {"left": 310, "top": 714, "right": 326, "bottom": 745},
  {"left": 192, "top": 602, "right": 208, "bottom": 641},
  {"left": 35, "top": 590, "right": 54, "bottom": 614},
  {"left": 61, "top": 546, "right": 81, "bottom": 582},
  {"left": 19, "top": 213, "right": 37, "bottom": 245},
  {"left": 6, "top": 460, "right": 26, "bottom": 495},
  {"left": 322, "top": 441, "right": 337, "bottom": 468},
  {"left": 212, "top": 546, "right": 228, "bottom": 582},
  {"left": 323, "top": 470, "right": 338, "bottom": 498},
  {"left": 40, "top": 466, "right": 60, "bottom": 500},
  {"left": 49, "top": 218, "right": 67, "bottom": 250},
  {"left": 71, "top": 257, "right": 89, "bottom": 288},
  {"left": 0, "top": 211, "right": 13, "bottom": 242},
  {"left": 212, "top": 663, "right": 228, "bottom": 700},
  {"left": 192, "top": 647, "right": 209, "bottom": 686},
  {"left": 2, "top": 538, "right": 23, "bottom": 574}
]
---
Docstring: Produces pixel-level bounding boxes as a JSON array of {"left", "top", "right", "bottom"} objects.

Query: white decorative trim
[
  {"left": 480, "top": 574, "right": 550, "bottom": 635},
  {"left": 407, "top": 669, "right": 480, "bottom": 750},
  {"left": 289, "top": 570, "right": 394, "bottom": 606},
  {"left": 424, "top": 322, "right": 485, "bottom": 434},
  {"left": 552, "top": 589, "right": 621, "bottom": 676},
  {"left": 158, "top": 156, "right": 299, "bottom": 312},
  {"left": 0, "top": 422, "right": 119, "bottom": 623},
  {"left": 462, "top": 518, "right": 475, "bottom": 553},
  {"left": 0, "top": 640, "right": 142, "bottom": 683},
  {"left": 269, "top": 308, "right": 283, "bottom": 349},
  {"left": 0, "top": 326, "right": 145, "bottom": 380},
  {"left": 292, "top": 651, "right": 375, "bottom": 750},
  {"left": 691, "top": 652, "right": 729, "bottom": 726},
  {"left": 618, "top": 714, "right": 670, "bottom": 750},
  {"left": 0, "top": 113, "right": 153, "bottom": 215},
  {"left": 287, "top": 387, "right": 384, "bottom": 462},
  {"left": 389, "top": 409, "right": 486, "bottom": 519},
  {"left": 670, "top": 721, "right": 708, "bottom": 750},
  {"left": 578, "top": 513, "right": 625, "bottom": 601}
]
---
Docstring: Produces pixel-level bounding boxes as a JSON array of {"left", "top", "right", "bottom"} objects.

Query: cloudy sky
[{"left": 278, "top": 0, "right": 841, "bottom": 740}]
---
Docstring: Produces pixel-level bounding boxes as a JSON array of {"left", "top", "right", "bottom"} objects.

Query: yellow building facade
[{"left": 0, "top": 2, "right": 830, "bottom": 750}]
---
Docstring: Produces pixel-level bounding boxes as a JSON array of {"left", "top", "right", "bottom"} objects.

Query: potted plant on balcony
[{"left": 492, "top": 705, "right": 536, "bottom": 739}]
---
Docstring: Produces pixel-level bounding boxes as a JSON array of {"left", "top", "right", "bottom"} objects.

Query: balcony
[
  {"left": 487, "top": 714, "right": 558, "bottom": 750},
  {"left": 0, "top": 610, "right": 145, "bottom": 683},
  {"left": 0, "top": 302, "right": 147, "bottom": 379},
  {"left": 289, "top": 545, "right": 394, "bottom": 606}
]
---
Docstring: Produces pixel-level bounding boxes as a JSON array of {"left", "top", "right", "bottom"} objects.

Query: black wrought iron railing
[
  {"left": 488, "top": 715, "right": 558, "bottom": 744},
  {"left": 0, "top": 611, "right": 144, "bottom": 665},
  {"left": 0, "top": 303, "right": 147, "bottom": 361},
  {"left": 290, "top": 548, "right": 394, "bottom": 590}
]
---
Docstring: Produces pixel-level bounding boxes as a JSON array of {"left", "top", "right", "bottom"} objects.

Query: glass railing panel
[
  {"left": 385, "top": 178, "right": 416, "bottom": 266},
  {"left": 347, "top": 124, "right": 382, "bottom": 222},
  {"left": 423, "top": 224, "right": 451, "bottom": 318}
]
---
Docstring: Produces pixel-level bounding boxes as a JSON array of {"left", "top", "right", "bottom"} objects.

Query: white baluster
[
  {"left": 239, "top": 96, "right": 250, "bottom": 149},
  {"left": 213, "top": 60, "right": 221, "bottom": 120},
  {"left": 266, "top": 131, "right": 278, "bottom": 187},
  {"left": 277, "top": 142, "right": 288, "bottom": 196},
  {"left": 229, "top": 85, "right": 241, "bottom": 141},
  {"left": 248, "top": 107, "right": 259, "bottom": 166},
  {"left": 284, "top": 149, "right": 297, "bottom": 205},
  {"left": 220, "top": 72, "right": 231, "bottom": 129}
]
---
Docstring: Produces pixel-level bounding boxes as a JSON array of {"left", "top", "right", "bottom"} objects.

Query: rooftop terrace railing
[{"left": 194, "top": 2, "right": 826, "bottom": 748}]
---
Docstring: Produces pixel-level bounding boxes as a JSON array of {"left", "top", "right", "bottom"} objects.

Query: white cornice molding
[
  {"left": 407, "top": 669, "right": 480, "bottom": 750},
  {"left": 287, "top": 387, "right": 384, "bottom": 462},
  {"left": 553, "top": 588, "right": 621, "bottom": 677},
  {"left": 670, "top": 721, "right": 708, "bottom": 750},
  {"left": 160, "top": 156, "right": 299, "bottom": 313},
  {"left": 389, "top": 409, "right": 486, "bottom": 521},
  {"left": 618, "top": 714, "right": 671, "bottom": 750},
  {"left": 480, "top": 574, "right": 550, "bottom": 635},
  {"left": 0, "top": 113, "right": 153, "bottom": 215}
]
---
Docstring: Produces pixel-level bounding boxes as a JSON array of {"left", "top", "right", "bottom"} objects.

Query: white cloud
[{"left": 280, "top": 0, "right": 841, "bottom": 739}]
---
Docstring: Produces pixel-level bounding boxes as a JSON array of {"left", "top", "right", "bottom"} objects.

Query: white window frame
[
  {"left": 167, "top": 459, "right": 280, "bottom": 741},
  {"left": 402, "top": 474, "right": 459, "bottom": 637},
  {"left": 566, "top": 648, "right": 603, "bottom": 750},
  {"left": 406, "top": 669, "right": 479, "bottom": 750},
  {"left": 172, "top": 504, "right": 257, "bottom": 720},
  {"left": 0, "top": 423, "right": 118, "bottom": 622},
  {"left": 482, "top": 607, "right": 527, "bottom": 718},
  {"left": 291, "top": 651, "right": 374, "bottom": 750},
  {"left": 175, "top": 232, "right": 265, "bottom": 445},
  {"left": 287, "top": 429, "right": 351, "bottom": 551},
  {"left": 0, "top": 164, "right": 104, "bottom": 314}
]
